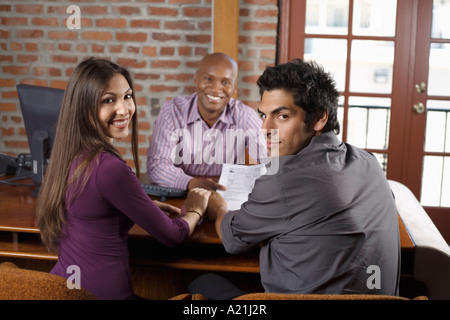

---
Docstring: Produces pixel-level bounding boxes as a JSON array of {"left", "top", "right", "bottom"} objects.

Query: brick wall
[{"left": 0, "top": 0, "right": 278, "bottom": 172}]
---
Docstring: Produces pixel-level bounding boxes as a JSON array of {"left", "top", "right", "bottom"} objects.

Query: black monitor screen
[{"left": 16, "top": 84, "right": 64, "bottom": 195}]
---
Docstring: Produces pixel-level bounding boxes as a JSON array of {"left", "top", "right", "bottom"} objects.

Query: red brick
[
  {"left": 134, "top": 73, "right": 160, "bottom": 80},
  {"left": 166, "top": 73, "right": 193, "bottom": 82},
  {"left": 142, "top": 46, "right": 157, "bottom": 56},
  {"left": 151, "top": 60, "right": 181, "bottom": 69},
  {"left": 186, "top": 34, "right": 211, "bottom": 43},
  {"left": 148, "top": 7, "right": 178, "bottom": 16},
  {"left": 10, "top": 42, "right": 22, "bottom": 50},
  {"left": 33, "top": 67, "right": 62, "bottom": 77},
  {"left": 49, "top": 80, "right": 68, "bottom": 90},
  {"left": 183, "top": 7, "right": 211, "bottom": 17},
  {"left": 179, "top": 47, "right": 191, "bottom": 56},
  {"left": 0, "top": 5, "right": 11, "bottom": 11},
  {"left": 82, "top": 6, "right": 108, "bottom": 15},
  {"left": 49, "top": 31, "right": 78, "bottom": 40},
  {"left": 52, "top": 55, "right": 78, "bottom": 64},
  {"left": 255, "top": 9, "right": 278, "bottom": 18},
  {"left": 117, "top": 58, "right": 146, "bottom": 69},
  {"left": 243, "top": 22, "right": 277, "bottom": 30},
  {"left": 3, "top": 66, "right": 29, "bottom": 75},
  {"left": 0, "top": 55, "right": 13, "bottom": 63},
  {"left": 1, "top": 90, "right": 17, "bottom": 99},
  {"left": 16, "top": 30, "right": 44, "bottom": 39},
  {"left": 152, "top": 33, "right": 181, "bottom": 42},
  {"left": 1, "top": 17, "right": 27, "bottom": 25},
  {"left": 82, "top": 32, "right": 112, "bottom": 41},
  {"left": 150, "top": 85, "right": 179, "bottom": 93},
  {"left": 130, "top": 20, "right": 160, "bottom": 28},
  {"left": 116, "top": 32, "right": 147, "bottom": 42},
  {"left": 18, "top": 55, "right": 39, "bottom": 63},
  {"left": 165, "top": 20, "right": 195, "bottom": 30},
  {"left": 32, "top": 17, "right": 58, "bottom": 26},
  {"left": 110, "top": 45, "right": 123, "bottom": 53},
  {"left": 20, "top": 79, "right": 48, "bottom": 87},
  {"left": 160, "top": 47, "right": 175, "bottom": 55},
  {"left": 0, "top": 103, "right": 16, "bottom": 112},
  {"left": 4, "top": 140, "right": 29, "bottom": 149},
  {"left": 0, "top": 79, "right": 15, "bottom": 87},
  {"left": 96, "top": 19, "right": 127, "bottom": 28},
  {"left": 112, "top": 6, "right": 141, "bottom": 15},
  {"left": 1, "top": 127, "right": 14, "bottom": 136},
  {"left": 0, "top": 30, "right": 10, "bottom": 38},
  {"left": 15, "top": 5, "right": 43, "bottom": 14}
]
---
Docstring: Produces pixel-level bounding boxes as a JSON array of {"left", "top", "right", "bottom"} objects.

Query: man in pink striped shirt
[{"left": 147, "top": 53, "right": 266, "bottom": 191}]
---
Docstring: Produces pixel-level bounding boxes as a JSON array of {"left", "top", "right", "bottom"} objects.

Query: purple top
[{"left": 50, "top": 152, "right": 189, "bottom": 299}]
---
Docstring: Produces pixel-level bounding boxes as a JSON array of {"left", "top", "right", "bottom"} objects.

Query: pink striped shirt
[{"left": 147, "top": 93, "right": 267, "bottom": 189}]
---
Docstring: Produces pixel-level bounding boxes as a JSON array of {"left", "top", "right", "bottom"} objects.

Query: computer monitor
[{"left": 16, "top": 84, "right": 64, "bottom": 196}]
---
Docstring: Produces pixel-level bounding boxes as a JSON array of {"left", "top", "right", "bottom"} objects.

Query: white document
[{"left": 217, "top": 163, "right": 266, "bottom": 211}]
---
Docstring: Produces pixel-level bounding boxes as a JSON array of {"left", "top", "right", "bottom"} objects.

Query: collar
[{"left": 187, "top": 93, "right": 235, "bottom": 127}]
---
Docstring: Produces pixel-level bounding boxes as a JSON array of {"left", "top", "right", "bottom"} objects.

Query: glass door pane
[
  {"left": 431, "top": 0, "right": 450, "bottom": 39},
  {"left": 304, "top": 38, "right": 347, "bottom": 91},
  {"left": 352, "top": 0, "right": 397, "bottom": 36},
  {"left": 305, "top": 0, "right": 349, "bottom": 35},
  {"left": 349, "top": 40, "right": 395, "bottom": 94},
  {"left": 428, "top": 43, "right": 450, "bottom": 96}
]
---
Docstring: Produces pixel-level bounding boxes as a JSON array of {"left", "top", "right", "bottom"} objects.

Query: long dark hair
[{"left": 36, "top": 58, "right": 139, "bottom": 252}]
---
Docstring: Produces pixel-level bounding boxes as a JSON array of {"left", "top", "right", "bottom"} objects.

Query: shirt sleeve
[
  {"left": 220, "top": 174, "right": 289, "bottom": 254},
  {"left": 96, "top": 154, "right": 190, "bottom": 247},
  {"left": 146, "top": 101, "right": 193, "bottom": 189}
]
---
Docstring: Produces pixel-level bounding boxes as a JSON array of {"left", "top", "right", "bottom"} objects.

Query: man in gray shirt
[{"left": 190, "top": 59, "right": 400, "bottom": 299}]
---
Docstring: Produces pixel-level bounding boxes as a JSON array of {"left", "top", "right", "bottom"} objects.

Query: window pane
[
  {"left": 428, "top": 43, "right": 450, "bottom": 96},
  {"left": 304, "top": 38, "right": 347, "bottom": 91},
  {"left": 352, "top": 0, "right": 397, "bottom": 37},
  {"left": 421, "top": 156, "right": 443, "bottom": 206},
  {"left": 421, "top": 156, "right": 450, "bottom": 207},
  {"left": 432, "top": 0, "right": 450, "bottom": 39},
  {"left": 349, "top": 40, "right": 395, "bottom": 94},
  {"left": 337, "top": 96, "right": 345, "bottom": 142},
  {"left": 424, "top": 100, "right": 450, "bottom": 152},
  {"left": 305, "top": 0, "right": 349, "bottom": 35},
  {"left": 347, "top": 97, "right": 391, "bottom": 150}
]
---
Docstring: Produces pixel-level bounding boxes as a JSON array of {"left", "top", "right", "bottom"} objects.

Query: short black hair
[{"left": 257, "top": 59, "right": 340, "bottom": 134}]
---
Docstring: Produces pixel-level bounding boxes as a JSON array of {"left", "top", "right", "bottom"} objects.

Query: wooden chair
[{"left": 0, "top": 262, "right": 97, "bottom": 300}]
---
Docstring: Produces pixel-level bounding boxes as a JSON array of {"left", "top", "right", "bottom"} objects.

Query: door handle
[
  {"left": 413, "top": 102, "right": 426, "bottom": 114},
  {"left": 415, "top": 82, "right": 427, "bottom": 93}
]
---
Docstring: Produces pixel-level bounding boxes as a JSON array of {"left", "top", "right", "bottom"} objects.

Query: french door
[{"left": 278, "top": 0, "right": 450, "bottom": 240}]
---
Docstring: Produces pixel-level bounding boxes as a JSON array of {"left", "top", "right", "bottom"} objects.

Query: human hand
[
  {"left": 154, "top": 200, "right": 182, "bottom": 217},
  {"left": 188, "top": 178, "right": 226, "bottom": 191},
  {"left": 184, "top": 187, "right": 212, "bottom": 216},
  {"left": 206, "top": 191, "right": 228, "bottom": 220}
]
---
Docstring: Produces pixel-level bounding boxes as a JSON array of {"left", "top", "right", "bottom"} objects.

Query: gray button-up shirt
[{"left": 220, "top": 131, "right": 400, "bottom": 295}]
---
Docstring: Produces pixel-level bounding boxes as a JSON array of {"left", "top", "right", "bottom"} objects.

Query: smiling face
[
  {"left": 258, "top": 89, "right": 328, "bottom": 157},
  {"left": 194, "top": 54, "right": 238, "bottom": 127},
  {"left": 97, "top": 73, "right": 135, "bottom": 142}
]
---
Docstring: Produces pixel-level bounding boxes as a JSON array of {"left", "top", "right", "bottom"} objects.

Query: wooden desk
[{"left": 0, "top": 176, "right": 416, "bottom": 299}]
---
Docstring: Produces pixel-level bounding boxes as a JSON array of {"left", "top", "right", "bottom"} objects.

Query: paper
[{"left": 217, "top": 163, "right": 266, "bottom": 211}]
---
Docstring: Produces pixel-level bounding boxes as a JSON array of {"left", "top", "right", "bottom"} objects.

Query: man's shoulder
[{"left": 161, "top": 93, "right": 196, "bottom": 112}]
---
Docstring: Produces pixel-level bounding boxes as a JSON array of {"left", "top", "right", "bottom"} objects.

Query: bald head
[
  {"left": 197, "top": 53, "right": 238, "bottom": 79},
  {"left": 194, "top": 52, "right": 239, "bottom": 127}
]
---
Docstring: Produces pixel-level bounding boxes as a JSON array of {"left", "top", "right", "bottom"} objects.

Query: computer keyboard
[{"left": 141, "top": 183, "right": 187, "bottom": 201}]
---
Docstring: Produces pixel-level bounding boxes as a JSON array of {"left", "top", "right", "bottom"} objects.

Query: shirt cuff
[{"left": 174, "top": 173, "right": 193, "bottom": 190}]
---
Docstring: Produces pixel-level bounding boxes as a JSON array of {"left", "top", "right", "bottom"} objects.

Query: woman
[{"left": 36, "top": 58, "right": 211, "bottom": 300}]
